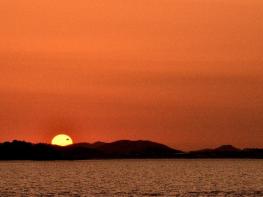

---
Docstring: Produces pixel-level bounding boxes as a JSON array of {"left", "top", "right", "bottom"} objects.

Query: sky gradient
[{"left": 0, "top": 0, "right": 263, "bottom": 150}]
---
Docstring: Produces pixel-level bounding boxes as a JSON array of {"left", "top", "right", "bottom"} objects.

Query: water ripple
[{"left": 0, "top": 159, "right": 262, "bottom": 196}]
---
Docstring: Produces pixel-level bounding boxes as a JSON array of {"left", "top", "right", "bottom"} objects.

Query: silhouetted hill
[
  {"left": 67, "top": 140, "right": 182, "bottom": 158},
  {"left": 214, "top": 145, "right": 240, "bottom": 152},
  {"left": 92, "top": 141, "right": 107, "bottom": 148},
  {"left": 93, "top": 140, "right": 182, "bottom": 158},
  {"left": 0, "top": 140, "right": 262, "bottom": 160},
  {"left": 0, "top": 140, "right": 182, "bottom": 160},
  {"left": 188, "top": 144, "right": 262, "bottom": 158},
  {"left": 0, "top": 141, "right": 58, "bottom": 160}
]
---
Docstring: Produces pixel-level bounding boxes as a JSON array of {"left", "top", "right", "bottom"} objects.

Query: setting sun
[{"left": 51, "top": 134, "right": 73, "bottom": 146}]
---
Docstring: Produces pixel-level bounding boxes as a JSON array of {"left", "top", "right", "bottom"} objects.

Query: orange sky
[{"left": 0, "top": 0, "right": 263, "bottom": 150}]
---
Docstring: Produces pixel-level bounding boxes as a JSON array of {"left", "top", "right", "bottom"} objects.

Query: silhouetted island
[{"left": 0, "top": 140, "right": 262, "bottom": 160}]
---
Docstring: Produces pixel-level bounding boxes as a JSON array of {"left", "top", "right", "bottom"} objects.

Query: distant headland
[{"left": 0, "top": 140, "right": 262, "bottom": 160}]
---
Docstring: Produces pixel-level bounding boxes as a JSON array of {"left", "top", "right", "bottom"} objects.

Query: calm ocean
[{"left": 0, "top": 159, "right": 262, "bottom": 196}]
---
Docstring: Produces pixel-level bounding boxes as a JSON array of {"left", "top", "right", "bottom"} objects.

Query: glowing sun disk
[{"left": 51, "top": 134, "right": 73, "bottom": 146}]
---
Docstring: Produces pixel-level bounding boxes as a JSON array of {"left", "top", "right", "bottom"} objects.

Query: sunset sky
[{"left": 0, "top": 0, "right": 263, "bottom": 150}]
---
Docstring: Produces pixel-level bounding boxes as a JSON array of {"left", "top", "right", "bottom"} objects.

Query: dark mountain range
[
  {"left": 188, "top": 144, "right": 262, "bottom": 158},
  {"left": 92, "top": 140, "right": 182, "bottom": 157},
  {"left": 0, "top": 140, "right": 182, "bottom": 160},
  {"left": 0, "top": 140, "right": 262, "bottom": 160},
  {"left": 214, "top": 145, "right": 241, "bottom": 152}
]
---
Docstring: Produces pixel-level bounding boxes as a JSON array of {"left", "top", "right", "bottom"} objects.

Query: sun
[{"left": 51, "top": 134, "right": 73, "bottom": 146}]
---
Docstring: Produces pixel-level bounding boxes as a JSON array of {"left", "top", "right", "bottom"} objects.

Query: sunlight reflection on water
[{"left": 0, "top": 159, "right": 262, "bottom": 196}]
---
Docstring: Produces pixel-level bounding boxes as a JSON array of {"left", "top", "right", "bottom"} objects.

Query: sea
[{"left": 0, "top": 159, "right": 262, "bottom": 196}]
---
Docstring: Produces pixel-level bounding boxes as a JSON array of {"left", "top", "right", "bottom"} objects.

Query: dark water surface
[{"left": 0, "top": 159, "right": 262, "bottom": 196}]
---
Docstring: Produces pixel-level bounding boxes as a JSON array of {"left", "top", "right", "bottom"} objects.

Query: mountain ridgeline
[{"left": 0, "top": 140, "right": 262, "bottom": 160}]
